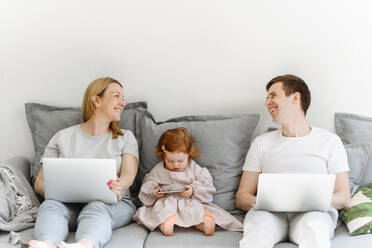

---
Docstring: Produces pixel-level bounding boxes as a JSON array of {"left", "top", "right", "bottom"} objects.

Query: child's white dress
[{"left": 133, "top": 160, "right": 243, "bottom": 231}]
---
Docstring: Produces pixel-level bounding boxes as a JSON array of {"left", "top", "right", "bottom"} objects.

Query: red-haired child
[{"left": 134, "top": 127, "right": 243, "bottom": 236}]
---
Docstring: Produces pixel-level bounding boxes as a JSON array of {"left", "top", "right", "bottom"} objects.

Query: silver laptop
[
  {"left": 42, "top": 158, "right": 118, "bottom": 204},
  {"left": 255, "top": 173, "right": 335, "bottom": 212}
]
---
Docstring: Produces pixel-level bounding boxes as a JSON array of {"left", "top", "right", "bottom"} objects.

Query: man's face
[{"left": 265, "top": 82, "right": 293, "bottom": 124}]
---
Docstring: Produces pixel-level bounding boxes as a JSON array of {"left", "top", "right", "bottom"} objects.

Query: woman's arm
[
  {"left": 109, "top": 153, "right": 138, "bottom": 201},
  {"left": 34, "top": 132, "right": 60, "bottom": 197},
  {"left": 235, "top": 171, "right": 260, "bottom": 211},
  {"left": 118, "top": 153, "right": 139, "bottom": 189},
  {"left": 331, "top": 171, "right": 351, "bottom": 210},
  {"left": 34, "top": 166, "right": 45, "bottom": 197}
]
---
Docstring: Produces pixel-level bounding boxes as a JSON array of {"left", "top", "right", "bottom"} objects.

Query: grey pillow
[
  {"left": 344, "top": 144, "right": 370, "bottom": 195},
  {"left": 136, "top": 113, "right": 259, "bottom": 213},
  {"left": 335, "top": 113, "right": 372, "bottom": 186},
  {"left": 25, "top": 102, "right": 150, "bottom": 182}
]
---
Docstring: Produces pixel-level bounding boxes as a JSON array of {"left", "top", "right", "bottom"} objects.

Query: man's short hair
[{"left": 266, "top": 74, "right": 311, "bottom": 115}]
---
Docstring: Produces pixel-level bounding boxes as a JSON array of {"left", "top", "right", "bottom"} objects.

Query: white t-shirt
[
  {"left": 41, "top": 125, "right": 139, "bottom": 197},
  {"left": 242, "top": 127, "right": 349, "bottom": 174}
]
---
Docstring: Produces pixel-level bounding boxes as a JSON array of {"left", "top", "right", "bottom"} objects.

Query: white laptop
[
  {"left": 42, "top": 158, "right": 118, "bottom": 204},
  {"left": 255, "top": 173, "right": 335, "bottom": 212}
]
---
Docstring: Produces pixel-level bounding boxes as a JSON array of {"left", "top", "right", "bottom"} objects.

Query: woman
[{"left": 28, "top": 77, "right": 139, "bottom": 248}]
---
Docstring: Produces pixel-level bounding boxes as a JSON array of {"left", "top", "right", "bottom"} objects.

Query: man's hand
[{"left": 179, "top": 185, "right": 194, "bottom": 198}]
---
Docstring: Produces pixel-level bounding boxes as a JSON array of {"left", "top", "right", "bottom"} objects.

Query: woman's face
[
  {"left": 163, "top": 150, "right": 189, "bottom": 172},
  {"left": 97, "top": 83, "right": 125, "bottom": 122}
]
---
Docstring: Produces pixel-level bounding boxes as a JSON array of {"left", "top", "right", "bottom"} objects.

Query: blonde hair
[{"left": 82, "top": 77, "right": 124, "bottom": 139}]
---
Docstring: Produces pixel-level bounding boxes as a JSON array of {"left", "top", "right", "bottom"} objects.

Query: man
[{"left": 236, "top": 75, "right": 350, "bottom": 248}]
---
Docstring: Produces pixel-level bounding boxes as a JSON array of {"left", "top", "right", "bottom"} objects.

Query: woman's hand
[
  {"left": 179, "top": 185, "right": 194, "bottom": 198},
  {"left": 107, "top": 178, "right": 125, "bottom": 202},
  {"left": 153, "top": 184, "right": 166, "bottom": 198}
]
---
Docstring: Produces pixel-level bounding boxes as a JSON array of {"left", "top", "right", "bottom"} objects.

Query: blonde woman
[{"left": 28, "top": 77, "right": 139, "bottom": 248}]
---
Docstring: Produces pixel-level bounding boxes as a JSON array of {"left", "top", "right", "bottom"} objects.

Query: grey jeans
[{"left": 34, "top": 199, "right": 136, "bottom": 248}]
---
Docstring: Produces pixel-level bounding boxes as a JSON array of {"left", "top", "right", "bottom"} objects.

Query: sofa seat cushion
[
  {"left": 143, "top": 225, "right": 372, "bottom": 248},
  {"left": 144, "top": 227, "right": 242, "bottom": 248},
  {"left": 0, "top": 230, "right": 16, "bottom": 248},
  {"left": 2, "top": 224, "right": 371, "bottom": 248},
  {"left": 143, "top": 227, "right": 297, "bottom": 248},
  {"left": 103, "top": 223, "right": 149, "bottom": 248},
  {"left": 332, "top": 224, "right": 372, "bottom": 247},
  {"left": 0, "top": 223, "right": 148, "bottom": 248}
]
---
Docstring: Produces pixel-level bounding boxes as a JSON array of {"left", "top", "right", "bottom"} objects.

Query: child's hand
[
  {"left": 179, "top": 185, "right": 193, "bottom": 198},
  {"left": 153, "top": 184, "right": 165, "bottom": 198}
]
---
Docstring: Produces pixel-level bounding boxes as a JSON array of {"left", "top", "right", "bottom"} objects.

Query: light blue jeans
[{"left": 34, "top": 199, "right": 136, "bottom": 248}]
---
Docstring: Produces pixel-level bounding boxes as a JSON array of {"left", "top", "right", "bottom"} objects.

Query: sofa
[{"left": 1, "top": 103, "right": 371, "bottom": 248}]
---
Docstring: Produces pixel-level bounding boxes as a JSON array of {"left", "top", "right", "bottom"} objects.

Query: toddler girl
[{"left": 133, "top": 127, "right": 243, "bottom": 236}]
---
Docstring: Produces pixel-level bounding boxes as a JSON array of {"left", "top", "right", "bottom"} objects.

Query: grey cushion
[
  {"left": 335, "top": 113, "right": 372, "bottom": 186},
  {"left": 0, "top": 231, "right": 11, "bottom": 248},
  {"left": 331, "top": 224, "right": 372, "bottom": 248},
  {"left": 2, "top": 224, "right": 372, "bottom": 248},
  {"left": 344, "top": 144, "right": 371, "bottom": 195},
  {"left": 103, "top": 223, "right": 149, "bottom": 248},
  {"left": 0, "top": 228, "right": 297, "bottom": 248},
  {"left": 143, "top": 213, "right": 247, "bottom": 248},
  {"left": 136, "top": 113, "right": 259, "bottom": 212},
  {"left": 144, "top": 227, "right": 296, "bottom": 248},
  {"left": 25, "top": 102, "right": 150, "bottom": 183},
  {"left": 143, "top": 223, "right": 369, "bottom": 248},
  {"left": 0, "top": 223, "right": 148, "bottom": 248},
  {"left": 144, "top": 226, "right": 243, "bottom": 248}
]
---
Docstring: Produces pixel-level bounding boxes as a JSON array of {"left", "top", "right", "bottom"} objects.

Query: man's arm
[
  {"left": 331, "top": 171, "right": 351, "bottom": 210},
  {"left": 236, "top": 171, "right": 260, "bottom": 211}
]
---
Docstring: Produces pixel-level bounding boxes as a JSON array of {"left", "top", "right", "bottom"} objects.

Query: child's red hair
[{"left": 156, "top": 127, "right": 199, "bottom": 159}]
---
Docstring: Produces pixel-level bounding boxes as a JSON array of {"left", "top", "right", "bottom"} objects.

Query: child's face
[{"left": 163, "top": 150, "right": 189, "bottom": 172}]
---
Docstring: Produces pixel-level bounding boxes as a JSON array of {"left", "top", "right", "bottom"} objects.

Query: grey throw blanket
[{"left": 0, "top": 162, "right": 39, "bottom": 232}]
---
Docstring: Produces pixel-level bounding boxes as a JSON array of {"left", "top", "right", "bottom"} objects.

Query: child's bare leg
[
  {"left": 195, "top": 209, "right": 216, "bottom": 236},
  {"left": 159, "top": 213, "right": 178, "bottom": 236}
]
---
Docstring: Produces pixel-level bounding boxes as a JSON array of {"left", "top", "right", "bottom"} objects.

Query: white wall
[{"left": 1, "top": 0, "right": 372, "bottom": 161}]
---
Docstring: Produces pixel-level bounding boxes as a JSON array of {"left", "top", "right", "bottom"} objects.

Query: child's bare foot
[
  {"left": 203, "top": 209, "right": 215, "bottom": 236},
  {"left": 28, "top": 240, "right": 57, "bottom": 248},
  {"left": 159, "top": 213, "right": 178, "bottom": 236},
  {"left": 195, "top": 209, "right": 216, "bottom": 236}
]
